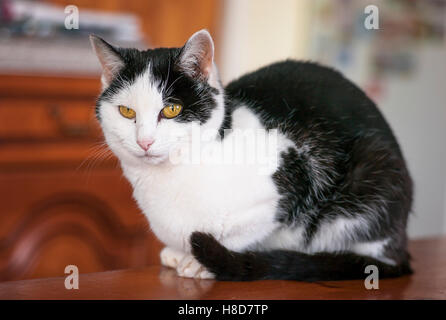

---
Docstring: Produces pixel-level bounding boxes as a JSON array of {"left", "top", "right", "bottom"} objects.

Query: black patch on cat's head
[{"left": 95, "top": 41, "right": 220, "bottom": 124}]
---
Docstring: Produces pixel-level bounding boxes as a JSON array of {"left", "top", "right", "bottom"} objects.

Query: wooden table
[{"left": 0, "top": 238, "right": 445, "bottom": 300}]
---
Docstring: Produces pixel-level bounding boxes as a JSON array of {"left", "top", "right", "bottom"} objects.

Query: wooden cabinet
[{"left": 0, "top": 75, "right": 163, "bottom": 281}]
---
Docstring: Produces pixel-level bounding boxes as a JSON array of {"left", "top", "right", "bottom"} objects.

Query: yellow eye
[
  {"left": 119, "top": 105, "right": 136, "bottom": 119},
  {"left": 162, "top": 104, "right": 182, "bottom": 119}
]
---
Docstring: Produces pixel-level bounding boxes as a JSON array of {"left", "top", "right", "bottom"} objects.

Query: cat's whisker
[
  {"left": 187, "top": 96, "right": 214, "bottom": 108},
  {"left": 77, "top": 142, "right": 109, "bottom": 171},
  {"left": 165, "top": 75, "right": 184, "bottom": 96},
  {"left": 162, "top": 56, "right": 172, "bottom": 94},
  {"left": 79, "top": 144, "right": 113, "bottom": 184}
]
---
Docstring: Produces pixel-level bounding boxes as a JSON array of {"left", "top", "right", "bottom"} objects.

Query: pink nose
[{"left": 137, "top": 138, "right": 154, "bottom": 151}]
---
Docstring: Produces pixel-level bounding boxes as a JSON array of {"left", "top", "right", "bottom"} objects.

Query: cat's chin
[
  {"left": 138, "top": 153, "right": 169, "bottom": 165},
  {"left": 114, "top": 148, "right": 169, "bottom": 167}
]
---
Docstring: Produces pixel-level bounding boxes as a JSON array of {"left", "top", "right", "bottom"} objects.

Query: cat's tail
[{"left": 190, "top": 232, "right": 412, "bottom": 281}]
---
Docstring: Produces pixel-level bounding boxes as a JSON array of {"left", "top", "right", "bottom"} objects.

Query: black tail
[{"left": 190, "top": 232, "right": 412, "bottom": 281}]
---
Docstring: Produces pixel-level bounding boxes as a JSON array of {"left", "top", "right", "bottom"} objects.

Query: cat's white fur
[
  {"left": 93, "top": 30, "right": 392, "bottom": 279},
  {"left": 258, "top": 218, "right": 393, "bottom": 264}
]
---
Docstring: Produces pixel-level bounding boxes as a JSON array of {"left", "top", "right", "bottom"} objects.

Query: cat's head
[{"left": 90, "top": 30, "right": 224, "bottom": 167}]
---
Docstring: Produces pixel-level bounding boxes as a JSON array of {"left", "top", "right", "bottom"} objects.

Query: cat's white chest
[{"left": 125, "top": 157, "right": 281, "bottom": 253}]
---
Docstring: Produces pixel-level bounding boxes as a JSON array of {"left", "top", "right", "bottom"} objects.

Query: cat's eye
[
  {"left": 119, "top": 105, "right": 136, "bottom": 119},
  {"left": 162, "top": 104, "right": 183, "bottom": 119}
]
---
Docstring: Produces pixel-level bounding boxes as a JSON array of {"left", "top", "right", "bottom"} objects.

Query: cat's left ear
[
  {"left": 89, "top": 35, "right": 125, "bottom": 88},
  {"left": 178, "top": 29, "right": 218, "bottom": 86}
]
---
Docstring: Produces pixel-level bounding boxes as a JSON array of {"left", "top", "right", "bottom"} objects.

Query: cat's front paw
[
  {"left": 177, "top": 255, "right": 214, "bottom": 279},
  {"left": 160, "top": 247, "right": 186, "bottom": 269}
]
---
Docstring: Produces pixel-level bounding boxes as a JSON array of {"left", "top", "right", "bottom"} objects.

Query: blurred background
[{"left": 0, "top": 0, "right": 444, "bottom": 281}]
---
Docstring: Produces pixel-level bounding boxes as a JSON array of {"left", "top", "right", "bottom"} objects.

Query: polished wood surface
[{"left": 0, "top": 238, "right": 445, "bottom": 299}]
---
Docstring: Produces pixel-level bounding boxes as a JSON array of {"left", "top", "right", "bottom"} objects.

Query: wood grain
[
  {"left": 0, "top": 238, "right": 444, "bottom": 299},
  {"left": 0, "top": 169, "right": 163, "bottom": 281},
  {"left": 0, "top": 75, "right": 100, "bottom": 98}
]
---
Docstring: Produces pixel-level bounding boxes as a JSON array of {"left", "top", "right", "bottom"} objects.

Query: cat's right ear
[
  {"left": 89, "top": 35, "right": 125, "bottom": 88},
  {"left": 178, "top": 30, "right": 218, "bottom": 86}
]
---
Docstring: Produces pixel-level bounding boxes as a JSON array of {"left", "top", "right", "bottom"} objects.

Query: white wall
[
  {"left": 219, "top": 0, "right": 311, "bottom": 84},
  {"left": 378, "top": 46, "right": 446, "bottom": 238},
  {"left": 444, "top": 180, "right": 446, "bottom": 232}
]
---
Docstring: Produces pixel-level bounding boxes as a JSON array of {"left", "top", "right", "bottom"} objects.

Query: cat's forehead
[
  {"left": 122, "top": 67, "right": 164, "bottom": 111},
  {"left": 119, "top": 47, "right": 181, "bottom": 83},
  {"left": 99, "top": 48, "right": 179, "bottom": 102}
]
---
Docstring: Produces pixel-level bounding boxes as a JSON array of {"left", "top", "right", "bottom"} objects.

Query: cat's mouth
[
  {"left": 137, "top": 152, "right": 163, "bottom": 159},
  {"left": 135, "top": 152, "right": 166, "bottom": 164}
]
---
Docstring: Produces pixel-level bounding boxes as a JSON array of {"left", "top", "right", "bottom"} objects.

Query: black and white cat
[{"left": 90, "top": 30, "right": 413, "bottom": 281}]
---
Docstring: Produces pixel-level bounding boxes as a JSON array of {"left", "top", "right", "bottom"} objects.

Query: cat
[{"left": 90, "top": 29, "right": 413, "bottom": 281}]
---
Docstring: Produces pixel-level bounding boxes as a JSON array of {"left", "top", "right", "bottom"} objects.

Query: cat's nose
[{"left": 137, "top": 138, "right": 155, "bottom": 151}]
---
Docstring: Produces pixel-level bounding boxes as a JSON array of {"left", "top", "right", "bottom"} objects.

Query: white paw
[
  {"left": 160, "top": 247, "right": 186, "bottom": 269},
  {"left": 176, "top": 255, "right": 214, "bottom": 279}
]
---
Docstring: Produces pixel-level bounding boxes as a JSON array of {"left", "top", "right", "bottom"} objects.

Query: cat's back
[
  {"left": 225, "top": 60, "right": 366, "bottom": 111},
  {"left": 225, "top": 60, "right": 397, "bottom": 146}
]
